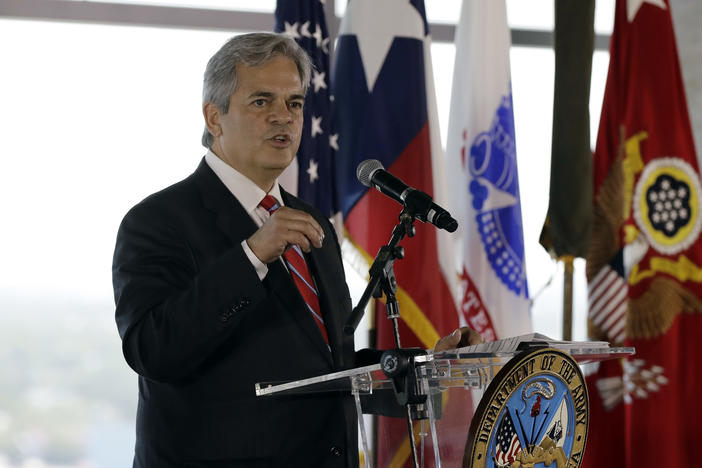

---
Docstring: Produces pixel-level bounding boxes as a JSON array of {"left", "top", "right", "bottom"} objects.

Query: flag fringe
[{"left": 341, "top": 233, "right": 372, "bottom": 280}]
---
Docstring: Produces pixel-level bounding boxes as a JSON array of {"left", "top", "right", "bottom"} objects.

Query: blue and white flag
[
  {"left": 275, "top": 0, "right": 337, "bottom": 218},
  {"left": 445, "top": 0, "right": 532, "bottom": 340}
]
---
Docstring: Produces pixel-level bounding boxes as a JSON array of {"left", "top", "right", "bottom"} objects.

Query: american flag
[
  {"left": 494, "top": 410, "right": 522, "bottom": 466},
  {"left": 587, "top": 258, "right": 628, "bottom": 344},
  {"left": 275, "top": 0, "right": 337, "bottom": 218}
]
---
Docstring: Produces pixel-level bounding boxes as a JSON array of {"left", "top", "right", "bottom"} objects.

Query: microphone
[{"left": 356, "top": 159, "right": 458, "bottom": 232}]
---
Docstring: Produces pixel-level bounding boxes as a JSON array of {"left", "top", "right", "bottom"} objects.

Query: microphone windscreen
[{"left": 356, "top": 159, "right": 384, "bottom": 187}]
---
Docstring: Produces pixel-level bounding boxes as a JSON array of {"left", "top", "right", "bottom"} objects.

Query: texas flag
[{"left": 333, "top": 0, "right": 467, "bottom": 465}]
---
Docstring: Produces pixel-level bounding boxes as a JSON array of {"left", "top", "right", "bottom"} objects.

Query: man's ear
[{"left": 203, "top": 102, "right": 222, "bottom": 138}]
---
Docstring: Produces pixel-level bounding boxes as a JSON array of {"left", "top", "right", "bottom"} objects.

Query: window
[
  {"left": 0, "top": 3, "right": 613, "bottom": 465},
  {"left": 0, "top": 19, "right": 232, "bottom": 466}
]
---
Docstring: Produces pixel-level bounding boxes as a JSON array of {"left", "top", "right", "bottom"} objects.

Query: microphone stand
[
  {"left": 344, "top": 207, "right": 415, "bottom": 343},
  {"left": 344, "top": 206, "right": 425, "bottom": 468}
]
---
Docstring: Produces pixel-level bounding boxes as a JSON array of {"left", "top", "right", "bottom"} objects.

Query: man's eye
[
  {"left": 252, "top": 99, "right": 266, "bottom": 107},
  {"left": 290, "top": 101, "right": 303, "bottom": 109}
]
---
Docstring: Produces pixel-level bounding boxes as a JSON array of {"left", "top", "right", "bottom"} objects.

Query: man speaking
[{"left": 113, "top": 32, "right": 476, "bottom": 467}]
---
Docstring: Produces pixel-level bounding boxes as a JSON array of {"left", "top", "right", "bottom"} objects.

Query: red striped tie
[{"left": 259, "top": 195, "right": 330, "bottom": 348}]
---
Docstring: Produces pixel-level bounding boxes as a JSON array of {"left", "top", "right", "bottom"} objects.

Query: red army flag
[{"left": 584, "top": 0, "right": 702, "bottom": 466}]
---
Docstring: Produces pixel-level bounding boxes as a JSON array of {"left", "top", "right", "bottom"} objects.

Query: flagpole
[{"left": 561, "top": 255, "right": 574, "bottom": 340}]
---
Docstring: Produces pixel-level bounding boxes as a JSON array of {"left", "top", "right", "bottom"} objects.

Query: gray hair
[{"left": 201, "top": 32, "right": 313, "bottom": 148}]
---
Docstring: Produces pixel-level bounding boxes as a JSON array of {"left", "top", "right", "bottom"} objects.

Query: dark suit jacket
[{"left": 113, "top": 159, "right": 358, "bottom": 467}]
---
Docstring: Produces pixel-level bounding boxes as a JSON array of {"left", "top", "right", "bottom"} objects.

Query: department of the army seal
[{"left": 463, "top": 348, "right": 589, "bottom": 468}]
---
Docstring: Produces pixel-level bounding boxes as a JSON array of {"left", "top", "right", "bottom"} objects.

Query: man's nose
[{"left": 268, "top": 100, "right": 293, "bottom": 124}]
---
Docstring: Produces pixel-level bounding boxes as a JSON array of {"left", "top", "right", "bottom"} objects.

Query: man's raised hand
[{"left": 247, "top": 207, "right": 325, "bottom": 263}]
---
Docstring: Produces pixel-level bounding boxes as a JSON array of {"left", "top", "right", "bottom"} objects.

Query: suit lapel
[
  {"left": 264, "top": 259, "right": 334, "bottom": 365},
  {"left": 193, "top": 158, "right": 259, "bottom": 246},
  {"left": 194, "top": 161, "right": 333, "bottom": 365},
  {"left": 307, "top": 241, "right": 345, "bottom": 366}
]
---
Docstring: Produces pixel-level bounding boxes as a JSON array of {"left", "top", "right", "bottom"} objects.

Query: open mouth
[{"left": 270, "top": 134, "right": 292, "bottom": 145}]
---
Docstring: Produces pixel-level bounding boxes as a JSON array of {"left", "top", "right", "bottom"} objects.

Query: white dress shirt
[{"left": 205, "top": 150, "right": 285, "bottom": 280}]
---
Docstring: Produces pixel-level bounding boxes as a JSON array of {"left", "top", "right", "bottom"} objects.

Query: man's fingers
[
  {"left": 457, "top": 327, "right": 484, "bottom": 347},
  {"left": 272, "top": 208, "right": 324, "bottom": 247},
  {"left": 277, "top": 218, "right": 323, "bottom": 248},
  {"left": 285, "top": 231, "right": 313, "bottom": 253},
  {"left": 247, "top": 207, "right": 326, "bottom": 263},
  {"left": 433, "top": 327, "right": 484, "bottom": 352},
  {"left": 434, "top": 329, "right": 461, "bottom": 352}
]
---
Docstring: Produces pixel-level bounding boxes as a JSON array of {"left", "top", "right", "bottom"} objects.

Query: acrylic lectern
[{"left": 256, "top": 339, "right": 634, "bottom": 468}]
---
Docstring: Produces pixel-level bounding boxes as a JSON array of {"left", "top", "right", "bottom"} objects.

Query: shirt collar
[{"left": 204, "top": 150, "right": 284, "bottom": 214}]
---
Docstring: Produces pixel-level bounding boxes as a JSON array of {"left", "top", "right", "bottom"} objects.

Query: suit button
[{"left": 329, "top": 445, "right": 343, "bottom": 457}]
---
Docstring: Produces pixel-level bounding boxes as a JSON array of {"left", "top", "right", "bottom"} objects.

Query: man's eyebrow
[
  {"left": 247, "top": 91, "right": 274, "bottom": 99},
  {"left": 246, "top": 91, "right": 305, "bottom": 101}
]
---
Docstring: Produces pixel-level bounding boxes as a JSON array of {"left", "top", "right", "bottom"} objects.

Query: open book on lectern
[{"left": 439, "top": 332, "right": 610, "bottom": 356}]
